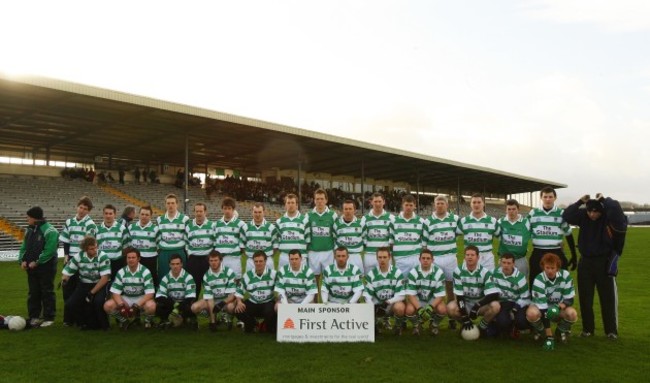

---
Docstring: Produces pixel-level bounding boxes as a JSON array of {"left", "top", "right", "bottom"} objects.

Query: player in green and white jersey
[
  {"left": 527, "top": 253, "right": 578, "bottom": 350},
  {"left": 243, "top": 202, "right": 278, "bottom": 271},
  {"left": 234, "top": 251, "right": 278, "bottom": 333},
  {"left": 333, "top": 199, "right": 364, "bottom": 273},
  {"left": 360, "top": 193, "right": 394, "bottom": 275},
  {"left": 308, "top": 188, "right": 338, "bottom": 282},
  {"left": 214, "top": 197, "right": 247, "bottom": 279},
  {"left": 157, "top": 193, "right": 190, "bottom": 283},
  {"left": 321, "top": 247, "right": 363, "bottom": 304},
  {"left": 275, "top": 249, "right": 317, "bottom": 304},
  {"left": 104, "top": 247, "right": 157, "bottom": 329},
  {"left": 155, "top": 254, "right": 197, "bottom": 329},
  {"left": 447, "top": 245, "right": 501, "bottom": 337},
  {"left": 276, "top": 193, "right": 310, "bottom": 269},
  {"left": 492, "top": 253, "right": 530, "bottom": 337},
  {"left": 97, "top": 204, "right": 129, "bottom": 279},
  {"left": 456, "top": 193, "right": 501, "bottom": 271},
  {"left": 497, "top": 199, "right": 532, "bottom": 277},
  {"left": 404, "top": 249, "right": 448, "bottom": 336},
  {"left": 185, "top": 202, "right": 215, "bottom": 297},
  {"left": 128, "top": 205, "right": 161, "bottom": 284},
  {"left": 61, "top": 236, "right": 111, "bottom": 330},
  {"left": 390, "top": 194, "right": 425, "bottom": 277},
  {"left": 191, "top": 251, "right": 238, "bottom": 331},
  {"left": 363, "top": 247, "right": 406, "bottom": 335}
]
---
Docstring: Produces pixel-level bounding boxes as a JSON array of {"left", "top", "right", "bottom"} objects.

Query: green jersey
[
  {"left": 390, "top": 213, "right": 425, "bottom": 258},
  {"left": 528, "top": 206, "right": 572, "bottom": 249},
  {"left": 457, "top": 213, "right": 500, "bottom": 255},
  {"left": 497, "top": 215, "right": 531, "bottom": 259},
  {"left": 321, "top": 263, "right": 363, "bottom": 303},
  {"left": 531, "top": 270, "right": 575, "bottom": 310},
  {"left": 452, "top": 264, "right": 499, "bottom": 299},
  {"left": 274, "top": 264, "right": 318, "bottom": 304},
  {"left": 128, "top": 221, "right": 160, "bottom": 258},
  {"left": 214, "top": 217, "right": 246, "bottom": 257},
  {"left": 333, "top": 216, "right": 364, "bottom": 254},
  {"left": 96, "top": 221, "right": 129, "bottom": 261},
  {"left": 185, "top": 219, "right": 215, "bottom": 256},
  {"left": 18, "top": 221, "right": 59, "bottom": 265},
  {"left": 236, "top": 268, "right": 277, "bottom": 304},
  {"left": 360, "top": 210, "right": 394, "bottom": 254},
  {"left": 110, "top": 263, "right": 155, "bottom": 297},
  {"left": 60, "top": 215, "right": 97, "bottom": 257},
  {"left": 307, "top": 207, "right": 337, "bottom": 252},
  {"left": 242, "top": 219, "right": 278, "bottom": 258},
  {"left": 275, "top": 212, "right": 309, "bottom": 254},
  {"left": 62, "top": 250, "right": 111, "bottom": 283},
  {"left": 364, "top": 265, "right": 404, "bottom": 304},
  {"left": 404, "top": 264, "right": 446, "bottom": 303},
  {"left": 157, "top": 212, "right": 189, "bottom": 251},
  {"left": 202, "top": 266, "right": 237, "bottom": 301},
  {"left": 423, "top": 212, "right": 460, "bottom": 258},
  {"left": 491, "top": 267, "right": 530, "bottom": 307},
  {"left": 156, "top": 268, "right": 196, "bottom": 301}
]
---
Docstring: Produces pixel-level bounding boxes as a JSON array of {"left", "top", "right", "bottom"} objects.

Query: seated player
[
  {"left": 404, "top": 249, "right": 448, "bottom": 336},
  {"left": 61, "top": 236, "right": 111, "bottom": 330},
  {"left": 155, "top": 254, "right": 197, "bottom": 329},
  {"left": 491, "top": 253, "right": 530, "bottom": 338},
  {"left": 363, "top": 247, "right": 406, "bottom": 335},
  {"left": 321, "top": 247, "right": 363, "bottom": 304},
  {"left": 234, "top": 251, "right": 278, "bottom": 333},
  {"left": 103, "top": 247, "right": 156, "bottom": 329},
  {"left": 191, "top": 251, "right": 238, "bottom": 332},
  {"left": 526, "top": 253, "right": 578, "bottom": 351},
  {"left": 275, "top": 249, "right": 318, "bottom": 304},
  {"left": 447, "top": 245, "right": 501, "bottom": 337}
]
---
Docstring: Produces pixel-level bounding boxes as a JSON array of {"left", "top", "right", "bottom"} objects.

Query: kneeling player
[
  {"left": 191, "top": 251, "right": 238, "bottom": 331},
  {"left": 321, "top": 247, "right": 363, "bottom": 304},
  {"left": 447, "top": 245, "right": 500, "bottom": 337},
  {"left": 155, "top": 254, "right": 197, "bottom": 329},
  {"left": 234, "top": 251, "right": 278, "bottom": 333},
  {"left": 104, "top": 247, "right": 156, "bottom": 329},
  {"left": 492, "top": 253, "right": 530, "bottom": 338},
  {"left": 275, "top": 250, "right": 318, "bottom": 304},
  {"left": 363, "top": 247, "right": 406, "bottom": 335},
  {"left": 404, "top": 249, "right": 448, "bottom": 336},
  {"left": 526, "top": 253, "right": 578, "bottom": 350}
]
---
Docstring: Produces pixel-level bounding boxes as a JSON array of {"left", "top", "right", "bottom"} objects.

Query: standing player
[
  {"left": 96, "top": 204, "right": 129, "bottom": 281},
  {"left": 307, "top": 189, "right": 338, "bottom": 286},
  {"left": 491, "top": 253, "right": 530, "bottom": 337},
  {"left": 275, "top": 249, "right": 318, "bottom": 304},
  {"left": 363, "top": 247, "right": 406, "bottom": 335},
  {"left": 128, "top": 205, "right": 161, "bottom": 285},
  {"left": 191, "top": 251, "right": 238, "bottom": 332},
  {"left": 234, "top": 251, "right": 278, "bottom": 333},
  {"left": 447, "top": 245, "right": 501, "bottom": 336},
  {"left": 456, "top": 193, "right": 500, "bottom": 271},
  {"left": 242, "top": 202, "right": 278, "bottom": 271},
  {"left": 497, "top": 199, "right": 532, "bottom": 277},
  {"left": 404, "top": 249, "right": 448, "bottom": 336},
  {"left": 155, "top": 254, "right": 197, "bottom": 329},
  {"left": 360, "top": 193, "right": 394, "bottom": 275},
  {"left": 157, "top": 194, "right": 190, "bottom": 282},
  {"left": 275, "top": 194, "right": 309, "bottom": 269},
  {"left": 320, "top": 247, "right": 364, "bottom": 304},
  {"left": 333, "top": 199, "right": 364, "bottom": 273},
  {"left": 390, "top": 194, "right": 425, "bottom": 277},
  {"left": 214, "top": 197, "right": 247, "bottom": 280},
  {"left": 185, "top": 202, "right": 215, "bottom": 297},
  {"left": 526, "top": 253, "right": 578, "bottom": 350}
]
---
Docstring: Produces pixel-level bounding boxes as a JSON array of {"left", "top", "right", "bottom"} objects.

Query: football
[
  {"left": 547, "top": 305, "right": 560, "bottom": 321},
  {"left": 8, "top": 316, "right": 27, "bottom": 331},
  {"left": 461, "top": 324, "right": 480, "bottom": 341}
]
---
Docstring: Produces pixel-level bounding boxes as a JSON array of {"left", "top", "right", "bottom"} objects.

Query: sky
[{"left": 1, "top": 0, "right": 649, "bottom": 206}]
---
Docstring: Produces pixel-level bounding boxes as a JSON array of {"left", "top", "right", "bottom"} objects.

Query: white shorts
[
  {"left": 363, "top": 253, "right": 378, "bottom": 275},
  {"left": 222, "top": 255, "right": 243, "bottom": 278},
  {"left": 434, "top": 255, "right": 458, "bottom": 281},
  {"left": 309, "top": 250, "right": 334, "bottom": 275},
  {"left": 394, "top": 255, "right": 419, "bottom": 278},
  {"left": 348, "top": 253, "right": 363, "bottom": 274},
  {"left": 245, "top": 257, "right": 275, "bottom": 272},
  {"left": 121, "top": 295, "right": 144, "bottom": 307}
]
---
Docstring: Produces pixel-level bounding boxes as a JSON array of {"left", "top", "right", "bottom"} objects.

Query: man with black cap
[
  {"left": 18, "top": 206, "right": 60, "bottom": 327},
  {"left": 563, "top": 193, "right": 627, "bottom": 340}
]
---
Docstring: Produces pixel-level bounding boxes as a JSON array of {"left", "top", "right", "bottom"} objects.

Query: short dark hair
[
  {"left": 253, "top": 250, "right": 267, "bottom": 260},
  {"left": 122, "top": 247, "right": 141, "bottom": 259},
  {"left": 222, "top": 197, "right": 236, "bottom": 209},
  {"left": 420, "top": 249, "right": 433, "bottom": 258},
  {"left": 103, "top": 204, "right": 117, "bottom": 214},
  {"left": 402, "top": 194, "right": 416, "bottom": 204},
  {"left": 169, "top": 254, "right": 183, "bottom": 264},
  {"left": 343, "top": 199, "right": 356, "bottom": 208},
  {"left": 77, "top": 196, "right": 93, "bottom": 211},
  {"left": 80, "top": 236, "right": 97, "bottom": 252},
  {"left": 470, "top": 193, "right": 484, "bottom": 202},
  {"left": 288, "top": 249, "right": 302, "bottom": 258},
  {"left": 208, "top": 250, "right": 223, "bottom": 260},
  {"left": 371, "top": 193, "right": 385, "bottom": 200},
  {"left": 140, "top": 205, "right": 152, "bottom": 214},
  {"left": 506, "top": 199, "right": 520, "bottom": 209},
  {"left": 500, "top": 253, "right": 515, "bottom": 261},
  {"left": 165, "top": 193, "right": 178, "bottom": 203},
  {"left": 464, "top": 245, "right": 480, "bottom": 256},
  {"left": 335, "top": 246, "right": 349, "bottom": 255},
  {"left": 376, "top": 247, "right": 391, "bottom": 257},
  {"left": 540, "top": 187, "right": 557, "bottom": 198}
]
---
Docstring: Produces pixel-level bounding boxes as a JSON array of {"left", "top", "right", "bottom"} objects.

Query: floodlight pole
[
  {"left": 361, "top": 160, "right": 365, "bottom": 215},
  {"left": 184, "top": 134, "right": 189, "bottom": 213},
  {"left": 297, "top": 157, "right": 302, "bottom": 211}
]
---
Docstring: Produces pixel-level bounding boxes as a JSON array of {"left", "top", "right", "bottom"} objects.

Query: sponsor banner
[
  {"left": 0, "top": 248, "right": 66, "bottom": 262},
  {"left": 277, "top": 303, "right": 374, "bottom": 343}
]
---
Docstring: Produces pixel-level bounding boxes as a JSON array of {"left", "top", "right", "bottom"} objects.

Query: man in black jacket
[{"left": 563, "top": 194, "right": 627, "bottom": 340}]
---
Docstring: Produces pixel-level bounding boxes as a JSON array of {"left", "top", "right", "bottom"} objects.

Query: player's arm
[{"left": 40, "top": 227, "right": 60, "bottom": 265}]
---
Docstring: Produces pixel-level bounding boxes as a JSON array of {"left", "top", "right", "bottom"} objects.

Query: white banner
[{"left": 277, "top": 304, "right": 375, "bottom": 343}]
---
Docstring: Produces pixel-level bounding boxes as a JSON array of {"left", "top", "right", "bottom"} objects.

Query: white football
[
  {"left": 461, "top": 324, "right": 480, "bottom": 341},
  {"left": 8, "top": 316, "right": 27, "bottom": 331}
]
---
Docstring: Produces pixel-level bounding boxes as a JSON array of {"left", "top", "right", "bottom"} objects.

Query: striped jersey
[
  {"left": 242, "top": 219, "right": 278, "bottom": 258},
  {"left": 236, "top": 268, "right": 277, "bottom": 304},
  {"left": 333, "top": 216, "right": 365, "bottom": 254},
  {"left": 156, "top": 268, "right": 196, "bottom": 301},
  {"left": 307, "top": 207, "right": 337, "bottom": 252},
  {"left": 96, "top": 221, "right": 129, "bottom": 261},
  {"left": 528, "top": 206, "right": 572, "bottom": 249},
  {"left": 274, "top": 264, "right": 318, "bottom": 303},
  {"left": 364, "top": 265, "right": 404, "bottom": 304},
  {"left": 110, "top": 263, "right": 155, "bottom": 297},
  {"left": 62, "top": 250, "right": 111, "bottom": 283},
  {"left": 423, "top": 212, "right": 460, "bottom": 258},
  {"left": 157, "top": 212, "right": 189, "bottom": 250},
  {"left": 404, "top": 264, "right": 447, "bottom": 303},
  {"left": 491, "top": 267, "right": 530, "bottom": 307},
  {"left": 457, "top": 213, "right": 500, "bottom": 255},
  {"left": 128, "top": 221, "right": 160, "bottom": 258},
  {"left": 452, "top": 264, "right": 499, "bottom": 299},
  {"left": 60, "top": 215, "right": 97, "bottom": 257},
  {"left": 497, "top": 215, "right": 531, "bottom": 258},
  {"left": 214, "top": 217, "right": 246, "bottom": 256},
  {"left": 360, "top": 210, "right": 394, "bottom": 254},
  {"left": 531, "top": 269, "right": 575, "bottom": 310},
  {"left": 185, "top": 219, "right": 215, "bottom": 256},
  {"left": 390, "top": 213, "right": 425, "bottom": 258},
  {"left": 321, "top": 263, "right": 363, "bottom": 303},
  {"left": 275, "top": 212, "right": 310, "bottom": 254},
  {"left": 202, "top": 266, "right": 237, "bottom": 301}
]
